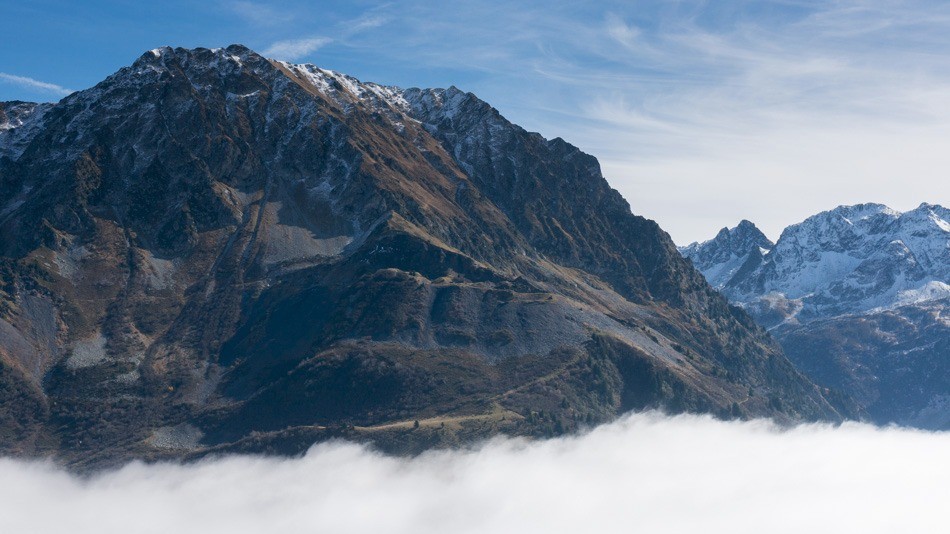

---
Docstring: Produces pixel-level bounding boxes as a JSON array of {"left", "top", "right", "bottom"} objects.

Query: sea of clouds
[{"left": 1, "top": 412, "right": 946, "bottom": 533}]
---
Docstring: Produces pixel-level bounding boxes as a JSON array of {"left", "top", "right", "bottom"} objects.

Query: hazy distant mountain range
[
  {"left": 682, "top": 203, "right": 950, "bottom": 429},
  {"left": 0, "top": 45, "right": 857, "bottom": 468}
]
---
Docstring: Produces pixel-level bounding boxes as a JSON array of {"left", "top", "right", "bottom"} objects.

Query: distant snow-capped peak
[
  {"left": 683, "top": 203, "right": 950, "bottom": 323},
  {"left": 680, "top": 219, "right": 773, "bottom": 289}
]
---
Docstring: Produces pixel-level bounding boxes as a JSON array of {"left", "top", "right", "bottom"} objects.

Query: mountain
[
  {"left": 684, "top": 204, "right": 950, "bottom": 429},
  {"left": 0, "top": 45, "right": 850, "bottom": 468},
  {"left": 678, "top": 220, "right": 773, "bottom": 290}
]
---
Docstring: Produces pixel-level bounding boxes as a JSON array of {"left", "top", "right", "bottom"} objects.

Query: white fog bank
[{"left": 1, "top": 413, "right": 947, "bottom": 534}]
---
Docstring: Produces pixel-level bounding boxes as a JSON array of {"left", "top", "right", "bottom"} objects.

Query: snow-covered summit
[
  {"left": 680, "top": 220, "right": 773, "bottom": 289},
  {"left": 685, "top": 203, "right": 950, "bottom": 323}
]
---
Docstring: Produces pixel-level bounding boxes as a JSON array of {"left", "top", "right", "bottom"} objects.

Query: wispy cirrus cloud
[
  {"left": 551, "top": 1, "right": 950, "bottom": 243},
  {"left": 258, "top": 7, "right": 389, "bottom": 62},
  {"left": 350, "top": 0, "right": 950, "bottom": 243},
  {"left": 605, "top": 12, "right": 641, "bottom": 49},
  {"left": 228, "top": 0, "right": 294, "bottom": 25},
  {"left": 347, "top": 13, "right": 388, "bottom": 34},
  {"left": 0, "top": 72, "right": 73, "bottom": 96},
  {"left": 262, "top": 36, "right": 332, "bottom": 60}
]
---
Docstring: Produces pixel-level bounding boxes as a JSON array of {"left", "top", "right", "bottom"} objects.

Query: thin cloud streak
[
  {"left": 0, "top": 413, "right": 947, "bottom": 534},
  {"left": 0, "top": 72, "right": 73, "bottom": 96},
  {"left": 348, "top": 14, "right": 388, "bottom": 34},
  {"left": 262, "top": 36, "right": 332, "bottom": 60},
  {"left": 228, "top": 0, "right": 294, "bottom": 26}
]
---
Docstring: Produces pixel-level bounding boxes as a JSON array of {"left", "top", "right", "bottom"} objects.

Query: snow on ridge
[
  {"left": 900, "top": 202, "right": 950, "bottom": 233},
  {"left": 0, "top": 102, "right": 52, "bottom": 160},
  {"left": 277, "top": 60, "right": 414, "bottom": 117},
  {"left": 932, "top": 213, "right": 950, "bottom": 233},
  {"left": 748, "top": 203, "right": 947, "bottom": 317},
  {"left": 686, "top": 202, "right": 949, "bottom": 321},
  {"left": 890, "top": 281, "right": 950, "bottom": 309}
]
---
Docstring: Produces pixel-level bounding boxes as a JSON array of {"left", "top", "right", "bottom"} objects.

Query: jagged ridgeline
[{"left": 0, "top": 45, "right": 853, "bottom": 468}]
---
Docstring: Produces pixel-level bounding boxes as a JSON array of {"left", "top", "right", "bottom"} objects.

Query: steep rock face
[
  {"left": 685, "top": 205, "right": 950, "bottom": 428},
  {"left": 680, "top": 220, "right": 773, "bottom": 290},
  {"left": 0, "top": 45, "right": 848, "bottom": 468}
]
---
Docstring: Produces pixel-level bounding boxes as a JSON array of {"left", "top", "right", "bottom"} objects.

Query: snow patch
[
  {"left": 892, "top": 281, "right": 950, "bottom": 308},
  {"left": 930, "top": 212, "right": 950, "bottom": 233}
]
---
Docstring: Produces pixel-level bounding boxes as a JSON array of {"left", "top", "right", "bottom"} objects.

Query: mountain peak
[
  {"left": 908, "top": 201, "right": 949, "bottom": 219},
  {"left": 725, "top": 219, "right": 769, "bottom": 245},
  {"left": 681, "top": 219, "right": 772, "bottom": 289}
]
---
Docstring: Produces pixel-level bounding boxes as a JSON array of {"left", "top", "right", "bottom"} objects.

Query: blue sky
[{"left": 3, "top": 0, "right": 950, "bottom": 243}]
